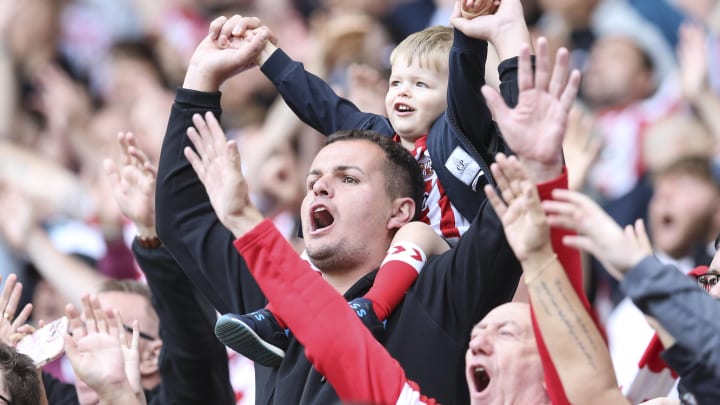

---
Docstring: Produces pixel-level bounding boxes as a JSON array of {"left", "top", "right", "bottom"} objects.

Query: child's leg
[
  {"left": 265, "top": 302, "right": 286, "bottom": 329},
  {"left": 265, "top": 250, "right": 321, "bottom": 329},
  {"left": 364, "top": 221, "right": 450, "bottom": 320}
]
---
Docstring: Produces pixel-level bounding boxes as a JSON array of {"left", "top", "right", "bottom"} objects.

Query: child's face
[{"left": 385, "top": 58, "right": 448, "bottom": 142}]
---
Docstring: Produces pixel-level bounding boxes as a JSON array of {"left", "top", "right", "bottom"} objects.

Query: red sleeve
[
  {"left": 234, "top": 220, "right": 431, "bottom": 404},
  {"left": 531, "top": 168, "right": 597, "bottom": 405}
]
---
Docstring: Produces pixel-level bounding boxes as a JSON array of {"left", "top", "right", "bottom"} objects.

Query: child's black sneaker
[{"left": 215, "top": 309, "right": 288, "bottom": 367}]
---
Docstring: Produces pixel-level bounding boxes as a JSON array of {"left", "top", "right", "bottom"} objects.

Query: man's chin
[
  {"left": 655, "top": 239, "right": 689, "bottom": 259},
  {"left": 305, "top": 246, "right": 333, "bottom": 267}
]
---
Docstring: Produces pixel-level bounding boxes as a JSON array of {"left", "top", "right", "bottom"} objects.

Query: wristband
[{"left": 137, "top": 235, "right": 161, "bottom": 249}]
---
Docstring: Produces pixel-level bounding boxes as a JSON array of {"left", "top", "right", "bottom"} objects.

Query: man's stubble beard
[{"left": 306, "top": 239, "right": 371, "bottom": 275}]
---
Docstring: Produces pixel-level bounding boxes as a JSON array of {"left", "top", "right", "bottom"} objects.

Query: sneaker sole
[{"left": 215, "top": 314, "right": 285, "bottom": 368}]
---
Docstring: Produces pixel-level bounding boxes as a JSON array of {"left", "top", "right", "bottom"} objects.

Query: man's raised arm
[{"left": 155, "top": 16, "right": 269, "bottom": 314}]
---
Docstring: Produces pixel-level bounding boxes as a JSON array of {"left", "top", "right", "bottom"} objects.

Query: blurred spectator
[{"left": 606, "top": 156, "right": 720, "bottom": 393}]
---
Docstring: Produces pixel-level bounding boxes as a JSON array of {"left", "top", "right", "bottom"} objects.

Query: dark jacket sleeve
[
  {"left": 42, "top": 372, "right": 79, "bottom": 404},
  {"left": 412, "top": 171, "right": 567, "bottom": 339},
  {"left": 446, "top": 30, "right": 493, "bottom": 153},
  {"left": 260, "top": 49, "right": 394, "bottom": 136},
  {"left": 662, "top": 344, "right": 720, "bottom": 405},
  {"left": 412, "top": 191, "right": 518, "bottom": 339},
  {"left": 155, "top": 88, "right": 266, "bottom": 315},
  {"left": 446, "top": 30, "right": 521, "bottom": 160},
  {"left": 497, "top": 55, "right": 526, "bottom": 109},
  {"left": 622, "top": 256, "right": 720, "bottom": 379},
  {"left": 133, "top": 240, "right": 234, "bottom": 405}
]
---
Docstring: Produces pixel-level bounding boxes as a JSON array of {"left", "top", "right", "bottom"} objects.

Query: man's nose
[
  {"left": 312, "top": 175, "right": 332, "bottom": 197},
  {"left": 469, "top": 332, "right": 493, "bottom": 356},
  {"left": 710, "top": 282, "right": 720, "bottom": 299}
]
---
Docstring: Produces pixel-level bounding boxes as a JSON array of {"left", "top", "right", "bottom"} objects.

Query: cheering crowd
[{"left": 1, "top": 0, "right": 720, "bottom": 403}]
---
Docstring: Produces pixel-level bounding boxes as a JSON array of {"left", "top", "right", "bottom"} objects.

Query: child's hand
[
  {"left": 460, "top": 0, "right": 500, "bottom": 19},
  {"left": 451, "top": 0, "right": 530, "bottom": 60}
]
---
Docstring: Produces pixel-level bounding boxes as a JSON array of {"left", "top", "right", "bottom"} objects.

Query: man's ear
[
  {"left": 387, "top": 197, "right": 416, "bottom": 230},
  {"left": 139, "top": 340, "right": 162, "bottom": 377}
]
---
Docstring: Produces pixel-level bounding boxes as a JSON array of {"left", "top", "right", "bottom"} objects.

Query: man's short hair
[
  {"left": 99, "top": 279, "right": 152, "bottom": 302},
  {"left": 326, "top": 130, "right": 424, "bottom": 220},
  {"left": 99, "top": 279, "right": 157, "bottom": 322},
  {"left": 0, "top": 343, "right": 43, "bottom": 404},
  {"left": 390, "top": 26, "right": 452, "bottom": 73},
  {"left": 653, "top": 156, "right": 720, "bottom": 190}
]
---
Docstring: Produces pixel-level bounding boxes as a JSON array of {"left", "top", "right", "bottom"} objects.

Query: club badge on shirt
[
  {"left": 417, "top": 154, "right": 434, "bottom": 181},
  {"left": 445, "top": 146, "right": 481, "bottom": 187}
]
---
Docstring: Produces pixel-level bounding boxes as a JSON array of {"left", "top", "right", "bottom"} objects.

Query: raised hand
[
  {"left": 484, "top": 153, "right": 552, "bottom": 262},
  {"left": 481, "top": 37, "right": 581, "bottom": 183},
  {"left": 345, "top": 64, "right": 388, "bottom": 116},
  {"left": 0, "top": 274, "right": 33, "bottom": 347},
  {"left": 184, "top": 112, "right": 264, "bottom": 237},
  {"left": 183, "top": 15, "right": 272, "bottom": 92},
  {"left": 64, "top": 295, "right": 144, "bottom": 404},
  {"left": 32, "top": 64, "right": 92, "bottom": 133},
  {"left": 677, "top": 23, "right": 708, "bottom": 101},
  {"left": 450, "top": 0, "right": 529, "bottom": 60},
  {"left": 459, "top": 0, "right": 500, "bottom": 18},
  {"left": 543, "top": 189, "right": 651, "bottom": 278},
  {"left": 0, "top": 185, "right": 38, "bottom": 253},
  {"left": 103, "top": 132, "right": 157, "bottom": 236},
  {"left": 562, "top": 107, "right": 601, "bottom": 191},
  {"left": 64, "top": 296, "right": 126, "bottom": 389}
]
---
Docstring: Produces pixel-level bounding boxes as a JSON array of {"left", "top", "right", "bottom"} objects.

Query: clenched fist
[{"left": 460, "top": 0, "right": 500, "bottom": 18}]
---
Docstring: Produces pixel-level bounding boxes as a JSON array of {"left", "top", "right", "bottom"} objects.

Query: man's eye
[
  {"left": 307, "top": 180, "right": 316, "bottom": 189},
  {"left": 342, "top": 176, "right": 358, "bottom": 184}
]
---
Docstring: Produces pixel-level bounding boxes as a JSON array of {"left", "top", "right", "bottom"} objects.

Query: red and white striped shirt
[
  {"left": 587, "top": 82, "right": 680, "bottom": 200},
  {"left": 397, "top": 135, "right": 471, "bottom": 245}
]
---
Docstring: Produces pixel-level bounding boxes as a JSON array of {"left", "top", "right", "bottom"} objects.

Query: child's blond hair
[{"left": 389, "top": 26, "right": 452, "bottom": 72}]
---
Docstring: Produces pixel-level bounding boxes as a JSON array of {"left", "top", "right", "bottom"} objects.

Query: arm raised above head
[
  {"left": 485, "top": 154, "right": 628, "bottom": 405},
  {"left": 156, "top": 88, "right": 264, "bottom": 315}
]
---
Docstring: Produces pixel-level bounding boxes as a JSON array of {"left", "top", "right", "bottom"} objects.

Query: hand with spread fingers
[
  {"left": 0, "top": 274, "right": 33, "bottom": 347},
  {"left": 64, "top": 295, "right": 144, "bottom": 405},
  {"left": 184, "top": 112, "right": 264, "bottom": 238},
  {"left": 483, "top": 153, "right": 553, "bottom": 263},
  {"left": 481, "top": 36, "right": 581, "bottom": 183},
  {"left": 543, "top": 189, "right": 652, "bottom": 278},
  {"left": 103, "top": 131, "right": 157, "bottom": 238}
]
